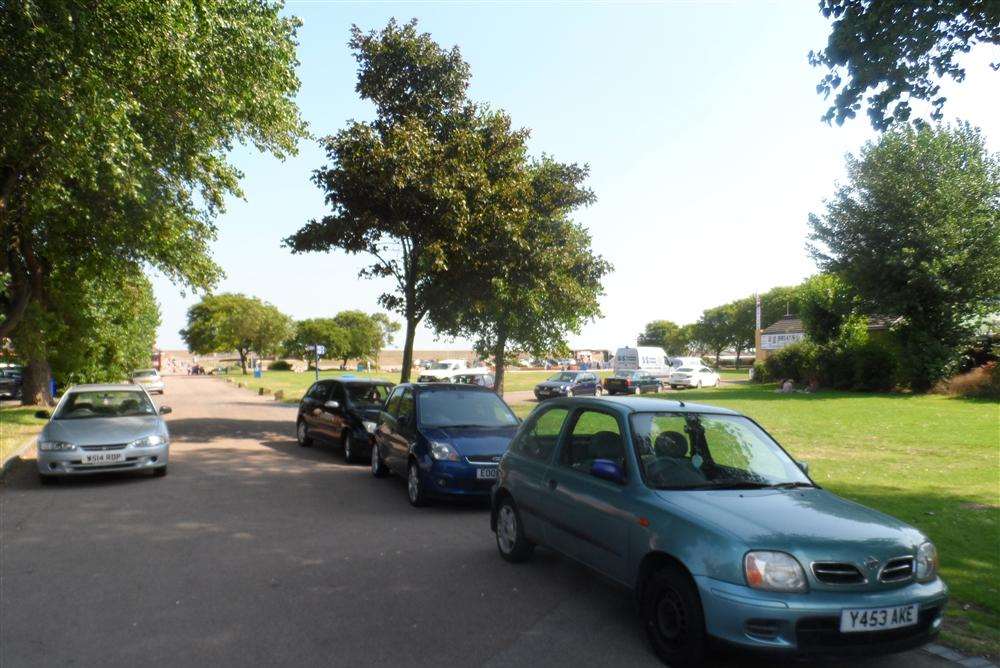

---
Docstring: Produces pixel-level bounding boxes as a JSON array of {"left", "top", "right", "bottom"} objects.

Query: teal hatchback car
[{"left": 490, "top": 397, "right": 947, "bottom": 666}]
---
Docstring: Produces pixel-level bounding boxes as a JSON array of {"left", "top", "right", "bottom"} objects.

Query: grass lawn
[
  {"left": 514, "top": 384, "right": 998, "bottom": 656},
  {"left": 224, "top": 368, "right": 614, "bottom": 401},
  {"left": 0, "top": 406, "right": 46, "bottom": 466}
]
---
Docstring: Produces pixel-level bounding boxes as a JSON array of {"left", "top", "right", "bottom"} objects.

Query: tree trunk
[
  {"left": 238, "top": 349, "right": 248, "bottom": 375},
  {"left": 21, "top": 358, "right": 53, "bottom": 406},
  {"left": 735, "top": 348, "right": 741, "bottom": 370},
  {"left": 399, "top": 317, "right": 417, "bottom": 383},
  {"left": 715, "top": 350, "right": 721, "bottom": 366},
  {"left": 493, "top": 332, "right": 508, "bottom": 397}
]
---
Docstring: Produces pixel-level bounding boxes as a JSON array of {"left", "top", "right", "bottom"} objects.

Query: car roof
[
  {"left": 402, "top": 382, "right": 494, "bottom": 393},
  {"left": 327, "top": 378, "right": 392, "bottom": 385},
  {"left": 541, "top": 396, "right": 741, "bottom": 416},
  {"left": 65, "top": 383, "right": 148, "bottom": 393}
]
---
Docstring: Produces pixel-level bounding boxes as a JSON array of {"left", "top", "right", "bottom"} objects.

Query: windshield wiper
[
  {"left": 670, "top": 481, "right": 774, "bottom": 490},
  {"left": 768, "top": 481, "right": 817, "bottom": 489}
]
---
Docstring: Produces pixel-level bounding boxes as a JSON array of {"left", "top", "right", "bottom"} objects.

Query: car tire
[
  {"left": 153, "top": 466, "right": 168, "bottom": 477},
  {"left": 343, "top": 431, "right": 357, "bottom": 463},
  {"left": 495, "top": 496, "right": 534, "bottom": 563},
  {"left": 641, "top": 564, "right": 707, "bottom": 668},
  {"left": 407, "top": 460, "right": 428, "bottom": 507},
  {"left": 296, "top": 419, "right": 313, "bottom": 447},
  {"left": 371, "top": 443, "right": 387, "bottom": 478},
  {"left": 38, "top": 473, "right": 56, "bottom": 485},
  {"left": 670, "top": 384, "right": 678, "bottom": 390}
]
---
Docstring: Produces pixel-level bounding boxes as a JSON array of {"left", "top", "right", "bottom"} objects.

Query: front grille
[
  {"left": 744, "top": 619, "right": 780, "bottom": 641},
  {"left": 80, "top": 443, "right": 127, "bottom": 451},
  {"left": 466, "top": 455, "right": 501, "bottom": 464},
  {"left": 795, "top": 606, "right": 940, "bottom": 652},
  {"left": 880, "top": 557, "right": 915, "bottom": 583},
  {"left": 813, "top": 562, "right": 865, "bottom": 585}
]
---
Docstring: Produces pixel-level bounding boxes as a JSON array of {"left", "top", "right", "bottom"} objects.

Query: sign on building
[{"left": 760, "top": 332, "right": 805, "bottom": 350}]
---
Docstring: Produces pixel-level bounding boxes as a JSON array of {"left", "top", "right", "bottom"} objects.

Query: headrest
[
  {"left": 655, "top": 431, "right": 688, "bottom": 458},
  {"left": 590, "top": 431, "right": 622, "bottom": 460}
]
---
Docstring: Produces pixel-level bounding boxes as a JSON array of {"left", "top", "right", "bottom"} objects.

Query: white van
[{"left": 613, "top": 346, "right": 672, "bottom": 378}]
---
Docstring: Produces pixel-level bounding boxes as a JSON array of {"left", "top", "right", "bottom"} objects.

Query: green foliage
[
  {"left": 1, "top": 0, "right": 306, "bottom": 341},
  {"left": 283, "top": 19, "right": 476, "bottom": 381},
  {"left": 638, "top": 320, "right": 693, "bottom": 355},
  {"left": 750, "top": 361, "right": 769, "bottom": 384},
  {"left": 333, "top": 310, "right": 383, "bottom": 365},
  {"left": 371, "top": 313, "right": 401, "bottom": 351},
  {"left": 810, "top": 0, "right": 1000, "bottom": 129},
  {"left": 692, "top": 306, "right": 733, "bottom": 362},
  {"left": 765, "top": 341, "right": 820, "bottom": 385},
  {"left": 268, "top": 360, "right": 293, "bottom": 371},
  {"left": 12, "top": 265, "right": 159, "bottom": 387},
  {"left": 284, "top": 318, "right": 348, "bottom": 361},
  {"left": 809, "top": 123, "right": 1000, "bottom": 391},
  {"left": 180, "top": 294, "right": 292, "bottom": 374},
  {"left": 799, "top": 274, "right": 858, "bottom": 345}
]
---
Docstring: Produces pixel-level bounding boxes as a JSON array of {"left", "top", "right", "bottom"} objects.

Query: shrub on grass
[
  {"left": 765, "top": 342, "right": 819, "bottom": 384},
  {"left": 274, "top": 390, "right": 284, "bottom": 401},
  {"left": 269, "top": 360, "right": 293, "bottom": 371},
  {"left": 942, "top": 362, "right": 1000, "bottom": 398},
  {"left": 850, "top": 341, "right": 898, "bottom": 392},
  {"left": 258, "top": 387, "right": 267, "bottom": 395},
  {"left": 750, "top": 361, "right": 769, "bottom": 383}
]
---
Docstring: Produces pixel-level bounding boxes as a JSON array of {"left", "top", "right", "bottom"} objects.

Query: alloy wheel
[
  {"left": 343, "top": 433, "right": 353, "bottom": 462},
  {"left": 497, "top": 505, "right": 517, "bottom": 554}
]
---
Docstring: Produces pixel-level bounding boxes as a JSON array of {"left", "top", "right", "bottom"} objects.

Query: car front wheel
[
  {"left": 371, "top": 443, "right": 387, "bottom": 478},
  {"left": 495, "top": 496, "right": 534, "bottom": 562},
  {"left": 343, "top": 431, "right": 357, "bottom": 463},
  {"left": 407, "top": 461, "right": 428, "bottom": 507},
  {"left": 296, "top": 419, "right": 312, "bottom": 447},
  {"left": 641, "top": 564, "right": 706, "bottom": 667}
]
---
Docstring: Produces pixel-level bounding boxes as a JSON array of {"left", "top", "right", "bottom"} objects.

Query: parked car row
[{"left": 292, "top": 376, "right": 948, "bottom": 665}]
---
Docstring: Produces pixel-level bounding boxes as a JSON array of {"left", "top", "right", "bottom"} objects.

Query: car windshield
[
  {"left": 54, "top": 390, "right": 157, "bottom": 420},
  {"left": 630, "top": 412, "right": 811, "bottom": 490},
  {"left": 418, "top": 390, "right": 518, "bottom": 428},
  {"left": 548, "top": 372, "right": 578, "bottom": 382},
  {"left": 675, "top": 367, "right": 693, "bottom": 373},
  {"left": 346, "top": 383, "right": 390, "bottom": 407},
  {"left": 429, "top": 362, "right": 455, "bottom": 370},
  {"left": 132, "top": 370, "right": 157, "bottom": 378}
]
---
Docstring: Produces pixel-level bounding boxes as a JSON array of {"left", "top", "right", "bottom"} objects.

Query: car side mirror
[
  {"left": 797, "top": 460, "right": 809, "bottom": 475},
  {"left": 397, "top": 414, "right": 411, "bottom": 427},
  {"left": 324, "top": 400, "right": 340, "bottom": 410},
  {"left": 34, "top": 409, "right": 51, "bottom": 420},
  {"left": 590, "top": 459, "right": 626, "bottom": 485},
  {"left": 159, "top": 406, "right": 172, "bottom": 415}
]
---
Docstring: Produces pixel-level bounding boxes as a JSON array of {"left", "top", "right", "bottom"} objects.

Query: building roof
[{"left": 762, "top": 316, "right": 803, "bottom": 335}]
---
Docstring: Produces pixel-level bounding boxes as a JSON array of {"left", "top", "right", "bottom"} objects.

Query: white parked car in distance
[
  {"left": 668, "top": 365, "right": 720, "bottom": 389},
  {"left": 417, "top": 359, "right": 491, "bottom": 382},
  {"left": 131, "top": 369, "right": 165, "bottom": 394}
]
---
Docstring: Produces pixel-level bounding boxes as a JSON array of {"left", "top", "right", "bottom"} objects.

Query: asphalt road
[{"left": 0, "top": 377, "right": 953, "bottom": 667}]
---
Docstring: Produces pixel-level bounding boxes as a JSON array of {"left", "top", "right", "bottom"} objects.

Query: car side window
[
  {"left": 398, "top": 389, "right": 415, "bottom": 422},
  {"left": 307, "top": 383, "right": 328, "bottom": 401},
  {"left": 385, "top": 387, "right": 403, "bottom": 416},
  {"left": 511, "top": 407, "right": 569, "bottom": 462},
  {"left": 559, "top": 410, "right": 626, "bottom": 476},
  {"left": 329, "top": 382, "right": 346, "bottom": 404}
]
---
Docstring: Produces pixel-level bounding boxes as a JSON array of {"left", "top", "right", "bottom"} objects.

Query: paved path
[{"left": 0, "top": 377, "right": 953, "bottom": 667}]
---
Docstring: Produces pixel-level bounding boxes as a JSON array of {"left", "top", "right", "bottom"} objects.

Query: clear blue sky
[{"left": 151, "top": 1, "right": 1000, "bottom": 351}]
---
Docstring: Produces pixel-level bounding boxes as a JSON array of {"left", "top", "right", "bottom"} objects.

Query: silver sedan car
[{"left": 35, "top": 384, "right": 171, "bottom": 482}]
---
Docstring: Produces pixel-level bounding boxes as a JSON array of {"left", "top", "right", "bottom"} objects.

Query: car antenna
[{"left": 676, "top": 399, "right": 685, "bottom": 407}]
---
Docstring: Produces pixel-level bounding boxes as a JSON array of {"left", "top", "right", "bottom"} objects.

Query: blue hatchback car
[
  {"left": 491, "top": 397, "right": 947, "bottom": 666},
  {"left": 372, "top": 383, "right": 519, "bottom": 506}
]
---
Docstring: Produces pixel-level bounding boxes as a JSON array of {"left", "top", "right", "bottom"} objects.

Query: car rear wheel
[
  {"left": 495, "top": 496, "right": 534, "bottom": 563},
  {"left": 343, "top": 431, "right": 357, "bottom": 463},
  {"left": 641, "top": 564, "right": 706, "bottom": 667},
  {"left": 371, "top": 443, "right": 387, "bottom": 478},
  {"left": 296, "top": 419, "right": 313, "bottom": 447},
  {"left": 407, "top": 461, "right": 428, "bottom": 507},
  {"left": 670, "top": 384, "right": 678, "bottom": 390}
]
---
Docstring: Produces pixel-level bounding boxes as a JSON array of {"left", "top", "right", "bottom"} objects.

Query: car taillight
[{"left": 625, "top": 378, "right": 631, "bottom": 386}]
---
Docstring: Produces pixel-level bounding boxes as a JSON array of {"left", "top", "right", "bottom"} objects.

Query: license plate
[
  {"left": 82, "top": 452, "right": 126, "bottom": 465},
  {"left": 476, "top": 467, "right": 499, "bottom": 480},
  {"left": 840, "top": 604, "right": 919, "bottom": 633}
]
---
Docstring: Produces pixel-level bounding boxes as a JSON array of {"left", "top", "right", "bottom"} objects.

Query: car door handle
[{"left": 547, "top": 479, "right": 558, "bottom": 491}]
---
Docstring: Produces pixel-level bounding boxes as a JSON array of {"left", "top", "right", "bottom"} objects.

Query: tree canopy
[
  {"left": 1, "top": 0, "right": 305, "bottom": 394},
  {"left": 809, "top": 123, "right": 1000, "bottom": 390},
  {"left": 637, "top": 320, "right": 693, "bottom": 356},
  {"left": 284, "top": 319, "right": 349, "bottom": 363},
  {"left": 810, "top": 0, "right": 999, "bottom": 129},
  {"left": 181, "top": 294, "right": 293, "bottom": 374}
]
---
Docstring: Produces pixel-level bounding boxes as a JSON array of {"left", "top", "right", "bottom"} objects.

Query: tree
[
  {"left": 798, "top": 273, "right": 859, "bottom": 345},
  {"left": 810, "top": 0, "right": 1000, "bottom": 129},
  {"left": 809, "top": 123, "right": 1000, "bottom": 390},
  {"left": 427, "top": 155, "right": 611, "bottom": 396},
  {"left": 333, "top": 310, "right": 382, "bottom": 368},
  {"left": 180, "top": 294, "right": 292, "bottom": 374},
  {"left": 371, "top": 313, "right": 401, "bottom": 366},
  {"left": 693, "top": 306, "right": 734, "bottom": 366},
  {"left": 284, "top": 319, "right": 348, "bottom": 364},
  {"left": 727, "top": 297, "right": 756, "bottom": 369},
  {"left": 638, "top": 320, "right": 692, "bottom": 356},
  {"left": 13, "top": 265, "right": 159, "bottom": 404},
  {"left": 1, "top": 1, "right": 305, "bottom": 392},
  {"left": 284, "top": 19, "right": 477, "bottom": 382}
]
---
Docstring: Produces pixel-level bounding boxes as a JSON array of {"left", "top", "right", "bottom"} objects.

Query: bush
[
  {"left": 269, "top": 360, "right": 293, "bottom": 371},
  {"left": 274, "top": 390, "right": 285, "bottom": 401},
  {"left": 851, "top": 341, "right": 898, "bottom": 392},
  {"left": 750, "top": 361, "right": 769, "bottom": 383},
  {"left": 764, "top": 342, "right": 819, "bottom": 384},
  {"left": 943, "top": 362, "right": 1000, "bottom": 398}
]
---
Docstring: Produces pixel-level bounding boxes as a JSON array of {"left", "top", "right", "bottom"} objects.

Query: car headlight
[
  {"left": 130, "top": 435, "right": 166, "bottom": 448},
  {"left": 915, "top": 541, "right": 938, "bottom": 582},
  {"left": 429, "top": 441, "right": 460, "bottom": 462},
  {"left": 744, "top": 551, "right": 808, "bottom": 592},
  {"left": 363, "top": 420, "right": 377, "bottom": 434},
  {"left": 38, "top": 440, "right": 76, "bottom": 451}
]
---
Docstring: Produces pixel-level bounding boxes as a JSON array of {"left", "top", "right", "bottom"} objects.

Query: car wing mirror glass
[
  {"left": 34, "top": 409, "right": 51, "bottom": 419},
  {"left": 797, "top": 460, "right": 809, "bottom": 475},
  {"left": 590, "top": 459, "right": 625, "bottom": 485},
  {"left": 324, "top": 400, "right": 340, "bottom": 410},
  {"left": 159, "top": 406, "right": 172, "bottom": 415}
]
